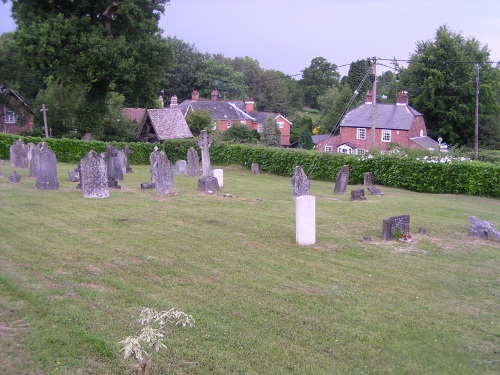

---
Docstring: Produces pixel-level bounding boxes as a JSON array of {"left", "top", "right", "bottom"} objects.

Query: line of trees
[{"left": 1, "top": 1, "right": 499, "bottom": 149}]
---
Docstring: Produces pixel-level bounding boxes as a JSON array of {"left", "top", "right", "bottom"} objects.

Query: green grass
[{"left": 0, "top": 162, "right": 499, "bottom": 374}]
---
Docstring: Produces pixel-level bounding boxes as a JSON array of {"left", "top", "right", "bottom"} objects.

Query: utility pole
[
  {"left": 474, "top": 64, "right": 480, "bottom": 161},
  {"left": 370, "top": 57, "right": 377, "bottom": 148},
  {"left": 40, "top": 104, "right": 49, "bottom": 138}
]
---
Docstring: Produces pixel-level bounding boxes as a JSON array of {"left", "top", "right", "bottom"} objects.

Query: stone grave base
[{"left": 198, "top": 176, "right": 219, "bottom": 194}]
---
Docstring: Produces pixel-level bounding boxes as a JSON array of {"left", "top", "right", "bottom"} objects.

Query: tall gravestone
[
  {"left": 197, "top": 130, "right": 219, "bottom": 193},
  {"left": 154, "top": 151, "right": 175, "bottom": 196},
  {"left": 9, "top": 139, "right": 28, "bottom": 169},
  {"left": 116, "top": 149, "right": 127, "bottom": 176},
  {"left": 333, "top": 165, "right": 349, "bottom": 195},
  {"left": 124, "top": 145, "right": 133, "bottom": 173},
  {"left": 291, "top": 166, "right": 310, "bottom": 200},
  {"left": 27, "top": 143, "right": 36, "bottom": 177},
  {"left": 296, "top": 195, "right": 316, "bottom": 245},
  {"left": 34, "top": 142, "right": 59, "bottom": 190},
  {"left": 176, "top": 160, "right": 187, "bottom": 175},
  {"left": 187, "top": 147, "right": 200, "bottom": 177},
  {"left": 80, "top": 150, "right": 109, "bottom": 198},
  {"left": 104, "top": 145, "right": 124, "bottom": 189}
]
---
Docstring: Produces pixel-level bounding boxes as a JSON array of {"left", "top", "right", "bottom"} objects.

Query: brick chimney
[
  {"left": 365, "top": 90, "right": 373, "bottom": 104},
  {"left": 245, "top": 98, "right": 255, "bottom": 113},
  {"left": 191, "top": 90, "right": 199, "bottom": 101},
  {"left": 170, "top": 95, "right": 178, "bottom": 107},
  {"left": 158, "top": 95, "right": 164, "bottom": 108},
  {"left": 396, "top": 91, "right": 409, "bottom": 105},
  {"left": 211, "top": 89, "right": 219, "bottom": 101}
]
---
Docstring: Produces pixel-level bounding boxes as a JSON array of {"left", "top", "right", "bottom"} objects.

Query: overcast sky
[{"left": 1, "top": 0, "right": 500, "bottom": 77}]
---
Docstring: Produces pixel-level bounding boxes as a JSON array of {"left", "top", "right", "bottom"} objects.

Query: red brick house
[
  {"left": 316, "top": 91, "right": 438, "bottom": 154},
  {"left": 175, "top": 90, "right": 291, "bottom": 146},
  {"left": 0, "top": 85, "right": 34, "bottom": 135}
]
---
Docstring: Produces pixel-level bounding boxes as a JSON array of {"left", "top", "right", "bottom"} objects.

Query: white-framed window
[
  {"left": 4, "top": 108, "right": 16, "bottom": 123},
  {"left": 324, "top": 145, "right": 333, "bottom": 153},
  {"left": 227, "top": 120, "right": 232, "bottom": 129},
  {"left": 357, "top": 149, "right": 366, "bottom": 155},
  {"left": 381, "top": 129, "right": 391, "bottom": 142},
  {"left": 337, "top": 145, "right": 353, "bottom": 154},
  {"left": 356, "top": 128, "right": 366, "bottom": 140},
  {"left": 277, "top": 121, "right": 284, "bottom": 129},
  {"left": 257, "top": 124, "right": 263, "bottom": 133}
]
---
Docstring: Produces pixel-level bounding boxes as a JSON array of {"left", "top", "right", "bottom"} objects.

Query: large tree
[
  {"left": 300, "top": 57, "right": 340, "bottom": 109},
  {"left": 345, "top": 58, "right": 372, "bottom": 106},
  {"left": 399, "top": 25, "right": 500, "bottom": 147},
  {"left": 9, "top": 0, "right": 173, "bottom": 138}
]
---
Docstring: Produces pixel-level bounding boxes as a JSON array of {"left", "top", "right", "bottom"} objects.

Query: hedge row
[{"left": 1, "top": 134, "right": 499, "bottom": 198}]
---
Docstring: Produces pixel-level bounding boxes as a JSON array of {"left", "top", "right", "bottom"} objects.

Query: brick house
[
  {"left": 316, "top": 91, "right": 439, "bottom": 154},
  {"left": 0, "top": 85, "right": 34, "bottom": 135},
  {"left": 175, "top": 90, "right": 291, "bottom": 146}
]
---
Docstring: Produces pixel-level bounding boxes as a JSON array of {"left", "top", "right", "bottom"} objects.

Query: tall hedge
[{"left": 1, "top": 134, "right": 498, "bottom": 198}]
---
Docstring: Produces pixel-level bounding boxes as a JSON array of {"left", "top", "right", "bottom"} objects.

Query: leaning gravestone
[
  {"left": 154, "top": 151, "right": 175, "bottom": 196},
  {"left": 350, "top": 188, "right": 366, "bottom": 201},
  {"left": 333, "top": 165, "right": 349, "bottom": 195},
  {"left": 9, "top": 138, "right": 28, "bottom": 169},
  {"left": 367, "top": 185, "right": 384, "bottom": 196},
  {"left": 80, "top": 150, "right": 109, "bottom": 198},
  {"left": 468, "top": 216, "right": 500, "bottom": 241},
  {"left": 34, "top": 142, "right": 59, "bottom": 190},
  {"left": 176, "top": 160, "right": 187, "bottom": 175},
  {"left": 8, "top": 170, "right": 21, "bottom": 184},
  {"left": 251, "top": 163, "right": 260, "bottom": 175},
  {"left": 197, "top": 130, "right": 219, "bottom": 193},
  {"left": 104, "top": 145, "right": 124, "bottom": 189},
  {"left": 382, "top": 214, "right": 410, "bottom": 240},
  {"left": 291, "top": 166, "right": 310, "bottom": 200},
  {"left": 187, "top": 147, "right": 200, "bottom": 177}
]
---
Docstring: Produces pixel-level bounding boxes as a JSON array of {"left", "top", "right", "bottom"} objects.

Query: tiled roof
[
  {"left": 341, "top": 103, "right": 423, "bottom": 130},
  {"left": 122, "top": 108, "right": 146, "bottom": 123},
  {"left": 409, "top": 136, "right": 439, "bottom": 150},
  {"left": 311, "top": 134, "right": 331, "bottom": 144},
  {"left": 176, "top": 100, "right": 254, "bottom": 121},
  {"left": 144, "top": 108, "right": 193, "bottom": 140}
]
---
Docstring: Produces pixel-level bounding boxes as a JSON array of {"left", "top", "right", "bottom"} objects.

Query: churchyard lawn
[{"left": 0, "top": 162, "right": 499, "bottom": 374}]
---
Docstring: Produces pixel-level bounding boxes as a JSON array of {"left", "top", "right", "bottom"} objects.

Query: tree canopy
[{"left": 300, "top": 57, "right": 340, "bottom": 109}]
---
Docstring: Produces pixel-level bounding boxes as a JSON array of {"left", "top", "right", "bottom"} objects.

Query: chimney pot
[
  {"left": 191, "top": 90, "right": 199, "bottom": 101},
  {"left": 170, "top": 95, "right": 178, "bottom": 107},
  {"left": 396, "top": 91, "right": 409, "bottom": 105},
  {"left": 211, "top": 90, "right": 219, "bottom": 101},
  {"left": 245, "top": 98, "right": 255, "bottom": 113}
]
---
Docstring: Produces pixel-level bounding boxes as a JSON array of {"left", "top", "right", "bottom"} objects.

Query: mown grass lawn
[{"left": 0, "top": 161, "right": 499, "bottom": 374}]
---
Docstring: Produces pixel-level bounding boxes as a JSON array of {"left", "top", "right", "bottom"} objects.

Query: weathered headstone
[
  {"left": 176, "top": 160, "right": 187, "bottom": 175},
  {"left": 364, "top": 172, "right": 374, "bottom": 186},
  {"left": 116, "top": 149, "right": 127, "bottom": 176},
  {"left": 154, "top": 151, "right": 175, "bottom": 196},
  {"left": 124, "top": 145, "right": 133, "bottom": 173},
  {"left": 27, "top": 143, "right": 36, "bottom": 177},
  {"left": 9, "top": 139, "right": 28, "bottom": 169},
  {"left": 80, "top": 150, "right": 109, "bottom": 198},
  {"left": 34, "top": 142, "right": 59, "bottom": 190},
  {"left": 187, "top": 147, "right": 200, "bottom": 177},
  {"left": 8, "top": 170, "right": 21, "bottom": 184},
  {"left": 104, "top": 145, "right": 124, "bottom": 189},
  {"left": 296, "top": 195, "right": 316, "bottom": 245},
  {"left": 141, "top": 147, "right": 160, "bottom": 189},
  {"left": 251, "top": 163, "right": 260, "bottom": 175},
  {"left": 333, "top": 165, "right": 349, "bottom": 195},
  {"left": 350, "top": 188, "right": 366, "bottom": 201},
  {"left": 367, "top": 185, "right": 384, "bottom": 196},
  {"left": 291, "top": 166, "right": 310, "bottom": 200},
  {"left": 68, "top": 168, "right": 80, "bottom": 182},
  {"left": 197, "top": 130, "right": 219, "bottom": 193},
  {"left": 468, "top": 216, "right": 500, "bottom": 241},
  {"left": 382, "top": 214, "right": 410, "bottom": 240},
  {"left": 213, "top": 168, "right": 223, "bottom": 188}
]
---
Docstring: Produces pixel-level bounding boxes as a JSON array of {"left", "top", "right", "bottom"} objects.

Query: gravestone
[
  {"left": 124, "top": 145, "right": 133, "bottom": 173},
  {"left": 27, "top": 143, "right": 36, "bottom": 177},
  {"left": 214, "top": 168, "right": 223, "bottom": 188},
  {"left": 154, "top": 151, "right": 175, "bottom": 196},
  {"left": 34, "top": 142, "right": 59, "bottom": 190},
  {"left": 367, "top": 185, "right": 384, "bottom": 196},
  {"left": 68, "top": 167, "right": 80, "bottom": 182},
  {"left": 141, "top": 147, "right": 160, "bottom": 189},
  {"left": 104, "top": 145, "right": 124, "bottom": 189},
  {"left": 176, "top": 160, "right": 187, "bottom": 175},
  {"left": 187, "top": 147, "right": 200, "bottom": 177},
  {"left": 251, "top": 163, "right": 260, "bottom": 174},
  {"left": 197, "top": 130, "right": 219, "bottom": 193},
  {"left": 291, "top": 166, "right": 310, "bottom": 200},
  {"left": 80, "top": 150, "right": 109, "bottom": 198},
  {"left": 9, "top": 139, "right": 28, "bottom": 169},
  {"left": 364, "top": 172, "right": 374, "bottom": 186},
  {"left": 382, "top": 214, "right": 410, "bottom": 240},
  {"left": 333, "top": 165, "right": 349, "bottom": 195},
  {"left": 350, "top": 188, "right": 366, "bottom": 201},
  {"left": 296, "top": 195, "right": 316, "bottom": 245},
  {"left": 116, "top": 149, "right": 127, "bottom": 176},
  {"left": 468, "top": 216, "right": 500, "bottom": 241},
  {"left": 8, "top": 170, "right": 21, "bottom": 184}
]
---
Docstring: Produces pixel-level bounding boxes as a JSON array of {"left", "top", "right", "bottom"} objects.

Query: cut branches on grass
[{"left": 0, "top": 162, "right": 499, "bottom": 374}]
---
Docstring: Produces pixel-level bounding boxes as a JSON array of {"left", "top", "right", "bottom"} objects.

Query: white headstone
[
  {"left": 296, "top": 195, "right": 316, "bottom": 246},
  {"left": 213, "top": 168, "right": 223, "bottom": 188}
]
